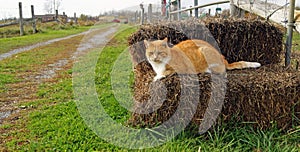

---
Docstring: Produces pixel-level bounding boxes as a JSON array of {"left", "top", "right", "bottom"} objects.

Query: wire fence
[{"left": 232, "top": 0, "right": 289, "bottom": 25}]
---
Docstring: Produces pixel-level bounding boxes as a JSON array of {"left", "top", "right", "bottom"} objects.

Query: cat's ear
[
  {"left": 144, "top": 40, "right": 150, "bottom": 49},
  {"left": 162, "top": 38, "right": 168, "bottom": 47}
]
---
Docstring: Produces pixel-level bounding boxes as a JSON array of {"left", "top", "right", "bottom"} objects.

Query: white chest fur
[
  {"left": 149, "top": 61, "right": 167, "bottom": 81},
  {"left": 147, "top": 56, "right": 171, "bottom": 81},
  {"left": 150, "top": 61, "right": 166, "bottom": 76}
]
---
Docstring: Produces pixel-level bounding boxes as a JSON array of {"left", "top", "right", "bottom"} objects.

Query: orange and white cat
[{"left": 144, "top": 38, "right": 261, "bottom": 81}]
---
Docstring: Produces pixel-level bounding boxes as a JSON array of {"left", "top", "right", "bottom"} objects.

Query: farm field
[
  {"left": 0, "top": 22, "right": 111, "bottom": 54},
  {"left": 0, "top": 22, "right": 299, "bottom": 151}
]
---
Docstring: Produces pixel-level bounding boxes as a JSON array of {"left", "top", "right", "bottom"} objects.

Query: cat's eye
[{"left": 158, "top": 52, "right": 166, "bottom": 56}]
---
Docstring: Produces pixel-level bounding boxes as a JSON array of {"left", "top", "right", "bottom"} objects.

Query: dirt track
[{"left": 0, "top": 24, "right": 119, "bottom": 125}]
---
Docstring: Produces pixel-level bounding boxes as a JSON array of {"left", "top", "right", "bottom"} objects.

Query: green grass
[
  {"left": 0, "top": 25, "right": 299, "bottom": 151},
  {"left": 0, "top": 38, "right": 70, "bottom": 91},
  {"left": 292, "top": 32, "right": 300, "bottom": 52},
  {"left": 0, "top": 73, "right": 16, "bottom": 93},
  {"left": 1, "top": 25, "right": 137, "bottom": 151},
  {"left": 0, "top": 23, "right": 113, "bottom": 93},
  {"left": 0, "top": 22, "right": 113, "bottom": 54},
  {"left": 94, "top": 26, "right": 134, "bottom": 123}
]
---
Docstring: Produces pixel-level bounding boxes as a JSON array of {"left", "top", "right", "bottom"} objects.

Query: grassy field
[
  {"left": 0, "top": 22, "right": 91, "bottom": 93},
  {"left": 0, "top": 22, "right": 112, "bottom": 54},
  {"left": 0, "top": 24, "right": 299, "bottom": 151}
]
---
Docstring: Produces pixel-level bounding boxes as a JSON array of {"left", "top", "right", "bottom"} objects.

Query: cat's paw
[{"left": 153, "top": 75, "right": 165, "bottom": 82}]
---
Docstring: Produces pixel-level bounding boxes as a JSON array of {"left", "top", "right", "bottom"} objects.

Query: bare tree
[
  {"left": 44, "top": 0, "right": 53, "bottom": 14},
  {"left": 44, "top": 0, "right": 62, "bottom": 14},
  {"left": 55, "top": 0, "right": 62, "bottom": 13}
]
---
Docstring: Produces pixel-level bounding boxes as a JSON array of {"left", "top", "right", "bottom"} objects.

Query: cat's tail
[{"left": 224, "top": 59, "right": 261, "bottom": 70}]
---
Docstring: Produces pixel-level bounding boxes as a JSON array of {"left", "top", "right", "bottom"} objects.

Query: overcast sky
[
  {"left": 0, "top": 0, "right": 299, "bottom": 19},
  {"left": 0, "top": 0, "right": 229, "bottom": 19}
]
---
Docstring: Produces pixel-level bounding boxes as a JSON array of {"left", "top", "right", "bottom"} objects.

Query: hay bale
[
  {"left": 128, "top": 61, "right": 300, "bottom": 130},
  {"left": 206, "top": 20, "right": 283, "bottom": 65},
  {"left": 127, "top": 19, "right": 298, "bottom": 130},
  {"left": 129, "top": 61, "right": 212, "bottom": 128},
  {"left": 128, "top": 19, "right": 283, "bottom": 65},
  {"left": 223, "top": 66, "right": 300, "bottom": 129}
]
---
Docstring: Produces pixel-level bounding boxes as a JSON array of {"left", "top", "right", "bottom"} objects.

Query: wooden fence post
[
  {"left": 55, "top": 10, "right": 59, "bottom": 22},
  {"left": 168, "top": 1, "right": 171, "bottom": 21},
  {"left": 74, "top": 13, "right": 78, "bottom": 24},
  {"left": 148, "top": 4, "right": 152, "bottom": 23},
  {"left": 194, "top": 0, "right": 198, "bottom": 18},
  {"left": 177, "top": 0, "right": 181, "bottom": 20},
  {"left": 19, "top": 2, "right": 24, "bottom": 36},
  {"left": 140, "top": 4, "right": 144, "bottom": 25},
  {"left": 63, "top": 12, "right": 67, "bottom": 23},
  {"left": 135, "top": 11, "right": 138, "bottom": 23},
  {"left": 230, "top": 0, "right": 237, "bottom": 17},
  {"left": 31, "top": 5, "right": 37, "bottom": 34}
]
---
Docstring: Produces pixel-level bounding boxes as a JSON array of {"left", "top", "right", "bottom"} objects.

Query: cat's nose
[{"left": 153, "top": 58, "right": 160, "bottom": 62}]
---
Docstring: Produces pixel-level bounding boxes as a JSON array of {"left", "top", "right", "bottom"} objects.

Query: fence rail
[
  {"left": 0, "top": 2, "right": 77, "bottom": 36},
  {"left": 170, "top": 0, "right": 230, "bottom": 14},
  {"left": 167, "top": 0, "right": 230, "bottom": 20},
  {"left": 0, "top": 21, "right": 18, "bottom": 28},
  {"left": 164, "top": 0, "right": 295, "bottom": 66},
  {"left": 230, "top": 0, "right": 295, "bottom": 66},
  {"left": 231, "top": 0, "right": 289, "bottom": 25},
  {"left": 0, "top": 18, "right": 37, "bottom": 28}
]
